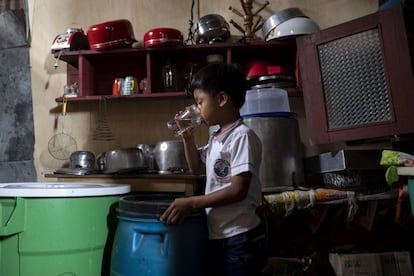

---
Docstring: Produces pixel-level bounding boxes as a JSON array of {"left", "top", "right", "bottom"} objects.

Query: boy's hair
[{"left": 189, "top": 63, "right": 247, "bottom": 108}]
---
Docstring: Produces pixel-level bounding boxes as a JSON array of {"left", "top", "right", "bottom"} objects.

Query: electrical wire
[{"left": 185, "top": 0, "right": 195, "bottom": 45}]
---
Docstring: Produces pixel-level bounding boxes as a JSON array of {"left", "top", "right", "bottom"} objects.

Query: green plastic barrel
[{"left": 0, "top": 182, "right": 130, "bottom": 276}]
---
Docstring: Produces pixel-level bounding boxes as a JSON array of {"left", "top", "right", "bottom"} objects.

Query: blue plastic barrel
[{"left": 110, "top": 194, "right": 209, "bottom": 276}]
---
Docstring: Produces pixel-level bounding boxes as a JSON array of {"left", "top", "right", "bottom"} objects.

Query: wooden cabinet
[
  {"left": 56, "top": 39, "right": 300, "bottom": 102},
  {"left": 297, "top": 4, "right": 414, "bottom": 144}
]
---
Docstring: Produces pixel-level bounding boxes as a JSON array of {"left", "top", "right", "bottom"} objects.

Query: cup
[
  {"left": 121, "top": 76, "right": 138, "bottom": 95},
  {"left": 112, "top": 78, "right": 124, "bottom": 95},
  {"left": 167, "top": 104, "right": 202, "bottom": 136},
  {"left": 63, "top": 83, "right": 79, "bottom": 97}
]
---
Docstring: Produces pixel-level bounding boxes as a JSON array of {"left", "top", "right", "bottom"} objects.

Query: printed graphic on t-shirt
[{"left": 214, "top": 158, "right": 230, "bottom": 177}]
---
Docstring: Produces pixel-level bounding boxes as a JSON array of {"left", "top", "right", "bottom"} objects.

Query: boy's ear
[{"left": 217, "top": 91, "right": 228, "bottom": 107}]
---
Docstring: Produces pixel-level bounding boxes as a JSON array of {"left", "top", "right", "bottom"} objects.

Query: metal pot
[
  {"left": 194, "top": 14, "right": 230, "bottom": 44},
  {"left": 136, "top": 144, "right": 157, "bottom": 171},
  {"left": 70, "top": 151, "right": 95, "bottom": 169},
  {"left": 101, "top": 148, "right": 148, "bottom": 173},
  {"left": 243, "top": 117, "right": 304, "bottom": 192},
  {"left": 154, "top": 140, "right": 188, "bottom": 174}
]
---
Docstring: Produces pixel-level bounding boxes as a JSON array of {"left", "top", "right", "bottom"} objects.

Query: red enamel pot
[
  {"left": 143, "top": 27, "right": 183, "bottom": 48},
  {"left": 87, "top": 19, "right": 136, "bottom": 51}
]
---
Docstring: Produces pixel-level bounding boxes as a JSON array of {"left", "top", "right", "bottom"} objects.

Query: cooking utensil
[
  {"left": 87, "top": 19, "right": 136, "bottom": 51},
  {"left": 266, "top": 17, "right": 320, "bottom": 41},
  {"left": 48, "top": 98, "right": 77, "bottom": 160},
  {"left": 54, "top": 168, "right": 100, "bottom": 175},
  {"left": 92, "top": 98, "right": 115, "bottom": 141},
  {"left": 154, "top": 140, "right": 189, "bottom": 174},
  {"left": 136, "top": 144, "right": 157, "bottom": 171},
  {"left": 143, "top": 28, "right": 183, "bottom": 47},
  {"left": 194, "top": 14, "right": 230, "bottom": 44},
  {"left": 262, "top": 8, "right": 307, "bottom": 40},
  {"left": 69, "top": 151, "right": 95, "bottom": 169},
  {"left": 243, "top": 117, "right": 304, "bottom": 192},
  {"left": 102, "top": 148, "right": 148, "bottom": 174}
]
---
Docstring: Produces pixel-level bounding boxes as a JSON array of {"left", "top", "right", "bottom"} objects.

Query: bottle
[{"left": 162, "top": 58, "right": 176, "bottom": 91}]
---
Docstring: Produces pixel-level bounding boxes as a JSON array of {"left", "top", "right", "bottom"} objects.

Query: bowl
[{"left": 243, "top": 60, "right": 270, "bottom": 79}]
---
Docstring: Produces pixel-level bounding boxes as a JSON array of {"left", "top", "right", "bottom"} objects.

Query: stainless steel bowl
[{"left": 262, "top": 8, "right": 307, "bottom": 40}]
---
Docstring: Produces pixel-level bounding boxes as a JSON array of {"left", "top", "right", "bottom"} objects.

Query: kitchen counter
[{"left": 44, "top": 173, "right": 206, "bottom": 196}]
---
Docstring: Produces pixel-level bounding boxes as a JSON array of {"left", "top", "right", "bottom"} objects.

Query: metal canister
[
  {"left": 112, "top": 78, "right": 124, "bottom": 95},
  {"left": 121, "top": 76, "right": 138, "bottom": 95},
  {"left": 243, "top": 116, "right": 304, "bottom": 192}
]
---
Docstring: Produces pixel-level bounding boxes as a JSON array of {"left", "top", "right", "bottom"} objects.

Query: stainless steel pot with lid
[
  {"left": 194, "top": 14, "right": 231, "bottom": 44},
  {"left": 70, "top": 151, "right": 95, "bottom": 169}
]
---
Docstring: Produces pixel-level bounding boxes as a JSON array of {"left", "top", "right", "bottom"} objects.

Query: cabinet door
[{"left": 297, "top": 4, "right": 414, "bottom": 144}]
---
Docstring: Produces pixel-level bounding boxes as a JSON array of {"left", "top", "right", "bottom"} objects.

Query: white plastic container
[{"left": 240, "top": 88, "right": 290, "bottom": 116}]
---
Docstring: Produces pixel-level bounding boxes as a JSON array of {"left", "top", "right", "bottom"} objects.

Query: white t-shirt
[{"left": 200, "top": 119, "right": 262, "bottom": 240}]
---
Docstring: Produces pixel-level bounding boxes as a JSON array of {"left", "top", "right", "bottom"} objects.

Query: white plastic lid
[
  {"left": 240, "top": 88, "right": 290, "bottom": 116},
  {"left": 0, "top": 182, "right": 130, "bottom": 197}
]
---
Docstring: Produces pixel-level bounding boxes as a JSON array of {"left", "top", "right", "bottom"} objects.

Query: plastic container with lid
[
  {"left": 110, "top": 194, "right": 209, "bottom": 275},
  {"left": 240, "top": 88, "right": 290, "bottom": 117},
  {"left": 0, "top": 182, "right": 130, "bottom": 276}
]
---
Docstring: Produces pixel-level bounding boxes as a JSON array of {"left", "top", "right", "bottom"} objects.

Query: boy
[{"left": 160, "top": 63, "right": 266, "bottom": 276}]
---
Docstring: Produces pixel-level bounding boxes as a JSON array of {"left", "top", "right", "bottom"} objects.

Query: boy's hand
[{"left": 160, "top": 197, "right": 194, "bottom": 225}]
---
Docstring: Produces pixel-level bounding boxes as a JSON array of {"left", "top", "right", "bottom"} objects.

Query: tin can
[
  {"left": 112, "top": 78, "right": 124, "bottom": 95},
  {"left": 121, "top": 76, "right": 138, "bottom": 95}
]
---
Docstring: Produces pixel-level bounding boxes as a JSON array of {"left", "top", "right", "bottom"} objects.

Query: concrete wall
[
  {"left": 25, "top": 0, "right": 379, "bottom": 180},
  {"left": 0, "top": 8, "right": 36, "bottom": 182}
]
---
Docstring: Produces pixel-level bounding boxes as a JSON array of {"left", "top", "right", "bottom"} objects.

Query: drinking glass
[{"left": 167, "top": 104, "right": 202, "bottom": 136}]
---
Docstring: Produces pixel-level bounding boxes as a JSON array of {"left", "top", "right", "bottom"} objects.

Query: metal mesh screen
[{"left": 317, "top": 29, "right": 391, "bottom": 129}]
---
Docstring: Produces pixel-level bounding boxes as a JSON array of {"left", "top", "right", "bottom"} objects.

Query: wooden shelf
[
  {"left": 56, "top": 39, "right": 301, "bottom": 103},
  {"left": 55, "top": 91, "right": 191, "bottom": 102},
  {"left": 45, "top": 173, "right": 206, "bottom": 196}
]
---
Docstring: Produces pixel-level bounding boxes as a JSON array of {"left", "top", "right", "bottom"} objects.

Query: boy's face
[{"left": 193, "top": 89, "right": 221, "bottom": 126}]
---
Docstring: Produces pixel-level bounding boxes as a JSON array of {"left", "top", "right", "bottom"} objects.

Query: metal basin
[{"left": 102, "top": 148, "right": 148, "bottom": 174}]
